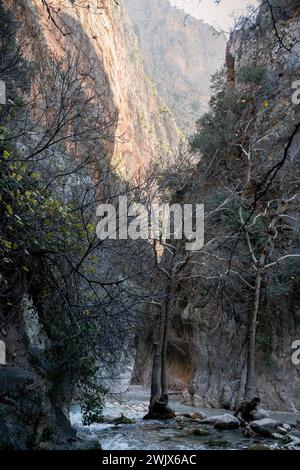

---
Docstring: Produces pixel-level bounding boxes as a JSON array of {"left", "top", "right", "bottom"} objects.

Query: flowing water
[{"left": 70, "top": 386, "right": 299, "bottom": 450}]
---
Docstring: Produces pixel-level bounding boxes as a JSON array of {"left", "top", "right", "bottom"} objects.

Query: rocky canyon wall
[
  {"left": 125, "top": 0, "right": 226, "bottom": 133},
  {"left": 0, "top": 0, "right": 182, "bottom": 449},
  {"left": 133, "top": 1, "right": 300, "bottom": 412},
  {"left": 6, "top": 0, "right": 181, "bottom": 175}
]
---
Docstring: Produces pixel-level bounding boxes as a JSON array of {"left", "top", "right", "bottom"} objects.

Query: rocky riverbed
[{"left": 70, "top": 387, "right": 300, "bottom": 450}]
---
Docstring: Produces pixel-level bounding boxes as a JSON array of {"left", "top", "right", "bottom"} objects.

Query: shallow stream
[{"left": 70, "top": 386, "right": 299, "bottom": 450}]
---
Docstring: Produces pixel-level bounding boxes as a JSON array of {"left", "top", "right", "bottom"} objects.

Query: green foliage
[
  {"left": 0, "top": 140, "right": 89, "bottom": 265},
  {"left": 0, "top": 1, "right": 125, "bottom": 423},
  {"left": 0, "top": 135, "right": 106, "bottom": 396},
  {"left": 189, "top": 63, "right": 270, "bottom": 161},
  {"left": 237, "top": 66, "right": 267, "bottom": 85},
  {"left": 81, "top": 386, "right": 108, "bottom": 426},
  {"left": 190, "top": 86, "right": 243, "bottom": 159}
]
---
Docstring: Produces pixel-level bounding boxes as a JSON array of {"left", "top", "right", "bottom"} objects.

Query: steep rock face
[
  {"left": 0, "top": 0, "right": 181, "bottom": 449},
  {"left": 125, "top": 0, "right": 226, "bottom": 133},
  {"left": 7, "top": 0, "right": 180, "bottom": 175},
  {"left": 133, "top": 3, "right": 300, "bottom": 412},
  {"left": 0, "top": 297, "right": 94, "bottom": 449}
]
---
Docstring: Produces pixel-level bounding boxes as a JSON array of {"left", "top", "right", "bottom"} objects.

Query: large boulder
[
  {"left": 250, "top": 409, "right": 269, "bottom": 421},
  {"left": 214, "top": 414, "right": 240, "bottom": 430},
  {"left": 250, "top": 418, "right": 278, "bottom": 437},
  {"left": 201, "top": 414, "right": 225, "bottom": 425}
]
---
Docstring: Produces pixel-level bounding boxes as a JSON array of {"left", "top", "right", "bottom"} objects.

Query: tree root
[{"left": 143, "top": 401, "right": 176, "bottom": 420}]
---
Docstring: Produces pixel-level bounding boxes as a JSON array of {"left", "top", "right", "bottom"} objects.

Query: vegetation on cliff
[
  {"left": 1, "top": 0, "right": 300, "bottom": 452},
  {"left": 0, "top": 0, "right": 149, "bottom": 447},
  {"left": 135, "top": 0, "right": 300, "bottom": 412}
]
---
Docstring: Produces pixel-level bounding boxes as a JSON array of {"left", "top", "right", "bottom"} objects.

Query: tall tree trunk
[
  {"left": 160, "top": 285, "right": 171, "bottom": 401},
  {"left": 244, "top": 268, "right": 262, "bottom": 400},
  {"left": 150, "top": 341, "right": 162, "bottom": 408},
  {"left": 149, "top": 305, "right": 165, "bottom": 408},
  {"left": 144, "top": 284, "right": 175, "bottom": 420}
]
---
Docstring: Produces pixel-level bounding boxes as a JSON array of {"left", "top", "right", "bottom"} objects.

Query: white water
[{"left": 70, "top": 386, "right": 300, "bottom": 450}]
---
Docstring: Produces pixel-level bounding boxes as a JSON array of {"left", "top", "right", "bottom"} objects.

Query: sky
[{"left": 169, "top": 0, "right": 259, "bottom": 31}]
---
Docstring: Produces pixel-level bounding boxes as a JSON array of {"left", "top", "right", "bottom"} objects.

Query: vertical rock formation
[
  {"left": 125, "top": 0, "right": 226, "bottom": 133},
  {"left": 133, "top": 2, "right": 300, "bottom": 412},
  {"left": 7, "top": 0, "right": 181, "bottom": 175},
  {"left": 0, "top": 0, "right": 183, "bottom": 449}
]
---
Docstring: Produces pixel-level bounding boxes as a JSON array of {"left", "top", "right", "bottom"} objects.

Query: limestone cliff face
[
  {"left": 133, "top": 2, "right": 300, "bottom": 412},
  {"left": 125, "top": 0, "right": 226, "bottom": 133},
  {"left": 0, "top": 0, "right": 182, "bottom": 449},
  {"left": 7, "top": 0, "right": 180, "bottom": 175}
]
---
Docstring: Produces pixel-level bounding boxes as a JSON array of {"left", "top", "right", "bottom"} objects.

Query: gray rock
[
  {"left": 250, "top": 418, "right": 278, "bottom": 437},
  {"left": 289, "top": 430, "right": 300, "bottom": 439},
  {"left": 282, "top": 423, "right": 292, "bottom": 432},
  {"left": 201, "top": 414, "right": 226, "bottom": 425},
  {"left": 250, "top": 409, "right": 269, "bottom": 420},
  {"left": 214, "top": 414, "right": 240, "bottom": 430},
  {"left": 277, "top": 426, "right": 288, "bottom": 435}
]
